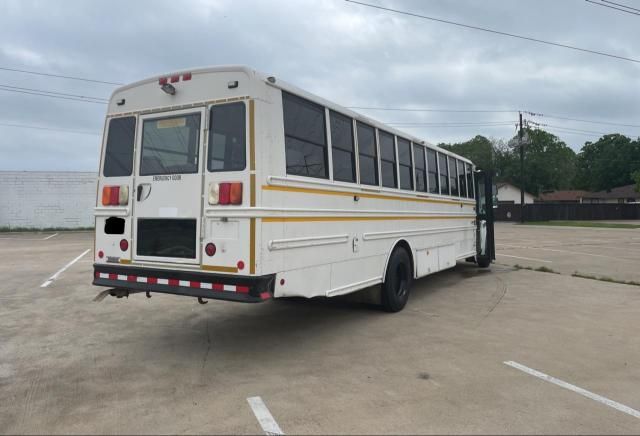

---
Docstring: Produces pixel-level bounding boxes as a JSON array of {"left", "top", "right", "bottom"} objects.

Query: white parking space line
[
  {"left": 496, "top": 253, "right": 552, "bottom": 263},
  {"left": 0, "top": 232, "right": 59, "bottom": 241},
  {"left": 247, "top": 396, "right": 284, "bottom": 435},
  {"left": 497, "top": 243, "right": 616, "bottom": 259},
  {"left": 504, "top": 361, "right": 640, "bottom": 420},
  {"left": 40, "top": 249, "right": 91, "bottom": 288}
]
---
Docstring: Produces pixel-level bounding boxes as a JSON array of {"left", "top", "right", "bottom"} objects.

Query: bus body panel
[{"left": 93, "top": 65, "right": 486, "bottom": 304}]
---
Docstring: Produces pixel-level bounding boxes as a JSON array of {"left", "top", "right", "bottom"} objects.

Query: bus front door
[{"left": 474, "top": 171, "right": 495, "bottom": 266}]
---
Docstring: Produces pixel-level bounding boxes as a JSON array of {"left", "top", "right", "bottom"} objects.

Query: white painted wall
[
  {"left": 497, "top": 183, "right": 535, "bottom": 204},
  {"left": 0, "top": 171, "right": 96, "bottom": 229}
]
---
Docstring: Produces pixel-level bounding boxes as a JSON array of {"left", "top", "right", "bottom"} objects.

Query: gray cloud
[{"left": 1, "top": 0, "right": 639, "bottom": 170}]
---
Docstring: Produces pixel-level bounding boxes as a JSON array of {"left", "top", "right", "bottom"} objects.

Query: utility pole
[{"left": 519, "top": 112, "right": 525, "bottom": 223}]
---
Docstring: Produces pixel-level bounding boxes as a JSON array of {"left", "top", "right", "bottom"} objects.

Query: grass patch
[
  {"left": 572, "top": 271, "right": 640, "bottom": 287},
  {"left": 519, "top": 221, "right": 640, "bottom": 229},
  {"left": 513, "top": 264, "right": 560, "bottom": 274},
  {"left": 0, "top": 226, "right": 94, "bottom": 233}
]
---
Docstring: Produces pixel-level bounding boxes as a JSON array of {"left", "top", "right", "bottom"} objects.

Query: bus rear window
[
  {"left": 103, "top": 116, "right": 136, "bottom": 177},
  {"left": 140, "top": 113, "right": 201, "bottom": 176},
  {"left": 208, "top": 102, "right": 246, "bottom": 172}
]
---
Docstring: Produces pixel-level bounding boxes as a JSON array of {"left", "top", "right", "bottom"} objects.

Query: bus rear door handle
[{"left": 137, "top": 183, "right": 151, "bottom": 202}]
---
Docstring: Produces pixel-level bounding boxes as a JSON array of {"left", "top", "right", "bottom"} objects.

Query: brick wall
[{"left": 0, "top": 171, "right": 97, "bottom": 229}]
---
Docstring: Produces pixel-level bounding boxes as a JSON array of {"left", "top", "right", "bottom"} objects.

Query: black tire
[
  {"left": 477, "top": 255, "right": 491, "bottom": 268},
  {"left": 381, "top": 247, "right": 412, "bottom": 312}
]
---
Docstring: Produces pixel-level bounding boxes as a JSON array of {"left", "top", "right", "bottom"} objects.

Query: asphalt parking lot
[{"left": 1, "top": 223, "right": 639, "bottom": 434}]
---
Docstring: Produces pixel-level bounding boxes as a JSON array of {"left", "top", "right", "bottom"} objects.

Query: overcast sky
[{"left": 1, "top": 0, "right": 639, "bottom": 171}]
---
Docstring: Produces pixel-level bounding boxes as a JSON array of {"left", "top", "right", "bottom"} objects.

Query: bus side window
[
  {"left": 413, "top": 144, "right": 427, "bottom": 192},
  {"left": 427, "top": 148, "right": 439, "bottom": 194},
  {"left": 397, "top": 138, "right": 413, "bottom": 190},
  {"left": 356, "top": 122, "right": 378, "bottom": 186},
  {"left": 457, "top": 159, "right": 467, "bottom": 198},
  {"left": 465, "top": 163, "right": 474, "bottom": 198},
  {"left": 329, "top": 111, "right": 356, "bottom": 183},
  {"left": 438, "top": 152, "right": 449, "bottom": 195},
  {"left": 379, "top": 130, "right": 397, "bottom": 188},
  {"left": 103, "top": 116, "right": 136, "bottom": 177},
  {"left": 282, "top": 92, "right": 328, "bottom": 179},
  {"left": 449, "top": 156, "right": 458, "bottom": 196},
  {"left": 208, "top": 102, "right": 246, "bottom": 172}
]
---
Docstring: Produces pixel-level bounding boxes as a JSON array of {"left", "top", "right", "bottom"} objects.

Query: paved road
[{"left": 0, "top": 229, "right": 639, "bottom": 434}]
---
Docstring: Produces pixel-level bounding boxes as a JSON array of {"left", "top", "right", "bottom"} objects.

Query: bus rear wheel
[
  {"left": 381, "top": 247, "right": 412, "bottom": 312},
  {"left": 476, "top": 255, "right": 491, "bottom": 268}
]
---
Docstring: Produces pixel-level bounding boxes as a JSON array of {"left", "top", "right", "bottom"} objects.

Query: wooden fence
[{"left": 495, "top": 203, "right": 640, "bottom": 222}]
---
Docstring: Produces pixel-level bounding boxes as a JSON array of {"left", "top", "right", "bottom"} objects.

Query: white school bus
[{"left": 93, "top": 65, "right": 495, "bottom": 312}]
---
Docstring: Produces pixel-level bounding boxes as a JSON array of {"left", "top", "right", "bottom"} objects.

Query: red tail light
[
  {"left": 119, "top": 239, "right": 129, "bottom": 251},
  {"left": 101, "top": 185, "right": 129, "bottom": 206},
  {"left": 109, "top": 186, "right": 120, "bottom": 205},
  {"left": 205, "top": 243, "right": 216, "bottom": 256},
  {"left": 219, "top": 183, "right": 231, "bottom": 205},
  {"left": 170, "top": 74, "right": 180, "bottom": 83},
  {"left": 210, "top": 182, "right": 242, "bottom": 205}
]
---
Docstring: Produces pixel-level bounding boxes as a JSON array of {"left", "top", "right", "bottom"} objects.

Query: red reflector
[
  {"left": 230, "top": 182, "right": 243, "bottom": 205},
  {"left": 237, "top": 260, "right": 245, "bottom": 270},
  {"left": 168, "top": 278, "right": 179, "bottom": 287},
  {"left": 109, "top": 273, "right": 118, "bottom": 280},
  {"left": 236, "top": 285, "right": 250, "bottom": 294},
  {"left": 98, "top": 250, "right": 104, "bottom": 259},
  {"left": 119, "top": 239, "right": 129, "bottom": 251},
  {"left": 170, "top": 74, "right": 180, "bottom": 83},
  {"left": 213, "top": 283, "right": 224, "bottom": 291},
  {"left": 259, "top": 292, "right": 271, "bottom": 300},
  {"left": 219, "top": 183, "right": 231, "bottom": 205},
  {"left": 182, "top": 72, "right": 192, "bottom": 81},
  {"left": 110, "top": 186, "right": 120, "bottom": 206},
  {"left": 127, "top": 275, "right": 136, "bottom": 282},
  {"left": 147, "top": 277, "right": 158, "bottom": 284},
  {"left": 159, "top": 77, "right": 168, "bottom": 85},
  {"left": 205, "top": 243, "right": 216, "bottom": 257},
  {"left": 190, "top": 281, "right": 200, "bottom": 288}
]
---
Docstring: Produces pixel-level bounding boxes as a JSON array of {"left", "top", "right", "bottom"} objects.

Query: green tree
[
  {"left": 495, "top": 129, "right": 577, "bottom": 196},
  {"left": 574, "top": 134, "right": 640, "bottom": 191},
  {"left": 440, "top": 135, "right": 495, "bottom": 173},
  {"left": 632, "top": 170, "right": 640, "bottom": 193}
]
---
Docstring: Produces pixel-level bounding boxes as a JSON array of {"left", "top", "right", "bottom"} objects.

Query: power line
[
  {"left": 0, "top": 84, "right": 108, "bottom": 102},
  {"left": 603, "top": 0, "right": 640, "bottom": 12},
  {"left": 585, "top": 0, "right": 640, "bottom": 16},
  {"left": 347, "top": 106, "right": 518, "bottom": 113},
  {"left": 0, "top": 87, "right": 108, "bottom": 104},
  {"left": 529, "top": 121, "right": 634, "bottom": 136},
  {"left": 0, "top": 66, "right": 123, "bottom": 85},
  {"left": 392, "top": 123, "right": 515, "bottom": 129},
  {"left": 525, "top": 111, "right": 640, "bottom": 129},
  {"left": 344, "top": 0, "right": 640, "bottom": 64},
  {"left": 387, "top": 121, "right": 515, "bottom": 126},
  {"left": 0, "top": 122, "right": 100, "bottom": 135},
  {"left": 602, "top": 0, "right": 640, "bottom": 13}
]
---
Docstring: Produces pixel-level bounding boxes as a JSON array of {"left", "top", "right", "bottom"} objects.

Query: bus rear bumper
[{"left": 92, "top": 264, "right": 275, "bottom": 303}]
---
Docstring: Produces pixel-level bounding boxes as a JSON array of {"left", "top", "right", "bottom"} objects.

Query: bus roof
[{"left": 111, "top": 65, "right": 474, "bottom": 165}]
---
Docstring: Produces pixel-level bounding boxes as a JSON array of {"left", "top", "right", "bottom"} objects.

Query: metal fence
[{"left": 496, "top": 203, "right": 640, "bottom": 222}]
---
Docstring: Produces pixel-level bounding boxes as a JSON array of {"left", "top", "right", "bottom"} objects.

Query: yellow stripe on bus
[
  {"left": 262, "top": 215, "right": 474, "bottom": 223},
  {"left": 262, "top": 184, "right": 474, "bottom": 206},
  {"left": 201, "top": 265, "right": 239, "bottom": 273}
]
